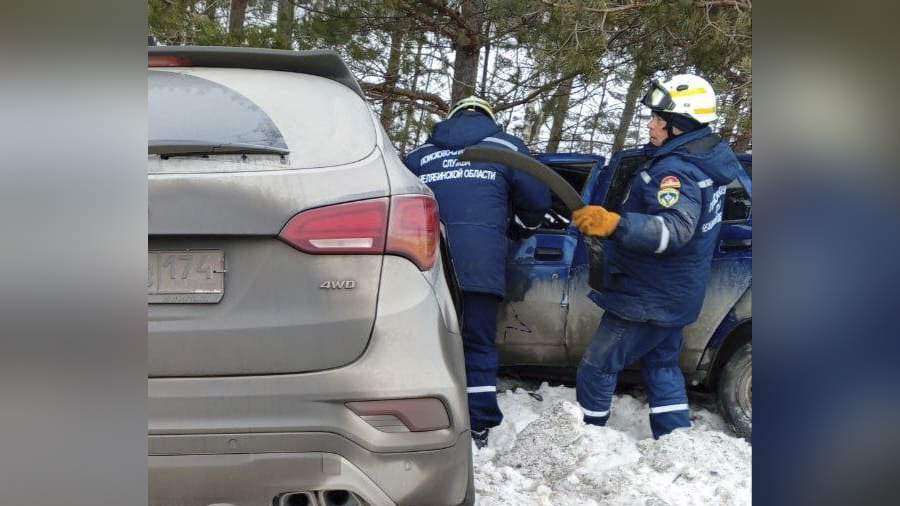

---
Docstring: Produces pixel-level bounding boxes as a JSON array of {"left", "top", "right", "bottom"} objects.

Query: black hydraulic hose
[
  {"left": 460, "top": 145, "right": 607, "bottom": 291},
  {"left": 460, "top": 146, "right": 585, "bottom": 212}
]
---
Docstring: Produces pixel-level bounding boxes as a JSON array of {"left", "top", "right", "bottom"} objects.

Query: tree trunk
[
  {"left": 380, "top": 28, "right": 406, "bottom": 133},
  {"left": 545, "top": 77, "right": 575, "bottom": 153},
  {"left": 526, "top": 93, "right": 553, "bottom": 145},
  {"left": 450, "top": 0, "right": 484, "bottom": 103},
  {"left": 228, "top": 0, "right": 249, "bottom": 43},
  {"left": 261, "top": 0, "right": 274, "bottom": 17},
  {"left": 631, "top": 105, "right": 642, "bottom": 147},
  {"left": 412, "top": 48, "right": 438, "bottom": 149},
  {"left": 204, "top": 0, "right": 217, "bottom": 22},
  {"left": 570, "top": 86, "right": 587, "bottom": 149},
  {"left": 479, "top": 21, "right": 491, "bottom": 97},
  {"left": 275, "top": 0, "right": 295, "bottom": 50},
  {"left": 193, "top": 1, "right": 202, "bottom": 40},
  {"left": 588, "top": 73, "right": 611, "bottom": 152},
  {"left": 399, "top": 38, "right": 425, "bottom": 154},
  {"left": 611, "top": 65, "right": 648, "bottom": 153},
  {"left": 182, "top": 1, "right": 199, "bottom": 45}
]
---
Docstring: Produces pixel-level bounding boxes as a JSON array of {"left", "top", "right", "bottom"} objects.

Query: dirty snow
[{"left": 474, "top": 382, "right": 751, "bottom": 505}]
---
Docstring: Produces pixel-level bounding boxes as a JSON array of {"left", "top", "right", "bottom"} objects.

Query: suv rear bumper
[
  {"left": 149, "top": 256, "right": 471, "bottom": 505},
  {"left": 149, "top": 431, "right": 471, "bottom": 506}
]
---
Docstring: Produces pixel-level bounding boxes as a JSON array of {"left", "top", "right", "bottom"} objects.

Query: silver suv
[{"left": 148, "top": 46, "right": 472, "bottom": 506}]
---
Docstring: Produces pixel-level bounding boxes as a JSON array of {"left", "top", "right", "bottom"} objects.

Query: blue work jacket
[
  {"left": 591, "top": 126, "right": 742, "bottom": 326},
  {"left": 403, "top": 112, "right": 551, "bottom": 297}
]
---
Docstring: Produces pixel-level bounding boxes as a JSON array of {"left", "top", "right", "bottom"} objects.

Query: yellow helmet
[{"left": 447, "top": 95, "right": 495, "bottom": 121}]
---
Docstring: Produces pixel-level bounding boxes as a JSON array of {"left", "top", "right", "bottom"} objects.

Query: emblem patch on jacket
[
  {"left": 657, "top": 188, "right": 680, "bottom": 208},
  {"left": 660, "top": 175, "right": 681, "bottom": 189}
]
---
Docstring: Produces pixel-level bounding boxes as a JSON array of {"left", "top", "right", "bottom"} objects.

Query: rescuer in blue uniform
[
  {"left": 404, "top": 96, "right": 551, "bottom": 448},
  {"left": 572, "top": 74, "right": 742, "bottom": 438}
]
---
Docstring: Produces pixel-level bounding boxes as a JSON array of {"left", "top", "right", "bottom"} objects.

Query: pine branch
[
  {"left": 697, "top": 0, "right": 751, "bottom": 8},
  {"left": 394, "top": 0, "right": 459, "bottom": 40},
  {"left": 417, "top": 0, "right": 472, "bottom": 34},
  {"left": 362, "top": 82, "right": 449, "bottom": 115},
  {"left": 495, "top": 71, "right": 581, "bottom": 112},
  {"left": 539, "top": 0, "right": 750, "bottom": 14},
  {"left": 538, "top": 0, "right": 657, "bottom": 15}
]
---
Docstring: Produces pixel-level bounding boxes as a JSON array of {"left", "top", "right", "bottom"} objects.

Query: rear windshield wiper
[{"left": 149, "top": 140, "right": 290, "bottom": 157}]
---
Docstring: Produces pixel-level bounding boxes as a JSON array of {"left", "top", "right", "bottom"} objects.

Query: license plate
[{"left": 148, "top": 250, "right": 225, "bottom": 303}]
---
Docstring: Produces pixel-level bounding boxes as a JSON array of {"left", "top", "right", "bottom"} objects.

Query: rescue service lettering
[
  {"left": 420, "top": 148, "right": 464, "bottom": 165},
  {"left": 701, "top": 185, "right": 728, "bottom": 233},
  {"left": 443, "top": 159, "right": 471, "bottom": 168},
  {"left": 420, "top": 168, "right": 498, "bottom": 184},
  {"left": 708, "top": 185, "right": 727, "bottom": 213},
  {"left": 701, "top": 212, "right": 723, "bottom": 233}
]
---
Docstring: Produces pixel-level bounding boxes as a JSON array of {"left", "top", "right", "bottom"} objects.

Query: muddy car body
[
  {"left": 147, "top": 46, "right": 472, "bottom": 506},
  {"left": 498, "top": 150, "right": 752, "bottom": 437}
]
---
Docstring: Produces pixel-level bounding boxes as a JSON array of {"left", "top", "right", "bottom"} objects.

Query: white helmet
[{"left": 640, "top": 74, "right": 718, "bottom": 124}]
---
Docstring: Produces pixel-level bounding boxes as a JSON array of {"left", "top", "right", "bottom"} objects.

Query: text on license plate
[{"left": 148, "top": 250, "right": 225, "bottom": 304}]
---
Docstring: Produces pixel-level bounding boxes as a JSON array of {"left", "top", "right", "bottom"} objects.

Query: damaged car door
[
  {"left": 562, "top": 148, "right": 649, "bottom": 364},
  {"left": 496, "top": 154, "right": 604, "bottom": 368}
]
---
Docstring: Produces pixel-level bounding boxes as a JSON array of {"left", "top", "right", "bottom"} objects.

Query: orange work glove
[{"left": 572, "top": 205, "right": 621, "bottom": 237}]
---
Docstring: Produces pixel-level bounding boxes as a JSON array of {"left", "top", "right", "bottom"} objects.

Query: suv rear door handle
[{"left": 534, "top": 247, "right": 563, "bottom": 261}]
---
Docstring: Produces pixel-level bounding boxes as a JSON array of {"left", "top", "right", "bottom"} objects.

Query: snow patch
[
  {"left": 497, "top": 401, "right": 586, "bottom": 482},
  {"left": 474, "top": 383, "right": 752, "bottom": 505}
]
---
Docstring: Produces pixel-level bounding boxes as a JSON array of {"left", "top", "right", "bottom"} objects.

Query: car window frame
[{"left": 722, "top": 157, "right": 752, "bottom": 224}]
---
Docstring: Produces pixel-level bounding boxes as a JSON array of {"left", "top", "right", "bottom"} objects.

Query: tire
[{"left": 717, "top": 342, "right": 752, "bottom": 441}]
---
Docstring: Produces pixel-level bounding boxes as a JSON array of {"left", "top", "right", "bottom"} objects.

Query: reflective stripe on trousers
[
  {"left": 461, "top": 291, "right": 504, "bottom": 432},
  {"left": 576, "top": 311, "right": 691, "bottom": 438}
]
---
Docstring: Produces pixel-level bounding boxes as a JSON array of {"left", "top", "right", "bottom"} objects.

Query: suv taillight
[
  {"left": 386, "top": 195, "right": 439, "bottom": 271},
  {"left": 278, "top": 195, "right": 439, "bottom": 271},
  {"left": 279, "top": 198, "right": 389, "bottom": 254}
]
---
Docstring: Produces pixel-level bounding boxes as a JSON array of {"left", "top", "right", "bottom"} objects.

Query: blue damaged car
[{"left": 497, "top": 148, "right": 752, "bottom": 438}]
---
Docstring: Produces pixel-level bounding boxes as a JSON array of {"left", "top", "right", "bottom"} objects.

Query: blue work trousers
[
  {"left": 576, "top": 311, "right": 691, "bottom": 438},
  {"left": 461, "top": 291, "right": 503, "bottom": 432}
]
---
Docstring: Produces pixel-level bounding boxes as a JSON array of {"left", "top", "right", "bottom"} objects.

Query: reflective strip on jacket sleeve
[{"left": 613, "top": 171, "right": 702, "bottom": 255}]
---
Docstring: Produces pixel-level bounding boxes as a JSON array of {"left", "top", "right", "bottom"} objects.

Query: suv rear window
[{"left": 149, "top": 70, "right": 287, "bottom": 152}]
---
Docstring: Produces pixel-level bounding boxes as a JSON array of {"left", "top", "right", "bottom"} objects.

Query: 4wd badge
[{"left": 320, "top": 280, "right": 357, "bottom": 289}]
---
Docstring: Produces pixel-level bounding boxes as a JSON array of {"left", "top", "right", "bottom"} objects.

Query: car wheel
[{"left": 717, "top": 342, "right": 752, "bottom": 441}]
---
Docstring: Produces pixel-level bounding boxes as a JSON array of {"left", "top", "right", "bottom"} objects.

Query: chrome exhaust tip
[
  {"left": 317, "top": 489, "right": 363, "bottom": 506},
  {"left": 277, "top": 491, "right": 318, "bottom": 506}
]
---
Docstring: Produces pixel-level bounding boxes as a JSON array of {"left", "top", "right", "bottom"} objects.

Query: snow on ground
[{"left": 474, "top": 382, "right": 751, "bottom": 505}]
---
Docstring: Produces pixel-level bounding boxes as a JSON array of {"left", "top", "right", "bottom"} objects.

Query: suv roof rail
[{"left": 148, "top": 46, "right": 364, "bottom": 98}]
